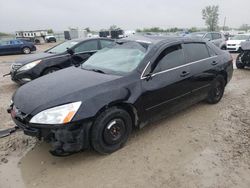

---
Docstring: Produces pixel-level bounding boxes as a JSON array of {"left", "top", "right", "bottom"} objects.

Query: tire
[
  {"left": 22, "top": 47, "right": 31, "bottom": 54},
  {"left": 221, "top": 46, "right": 227, "bottom": 50},
  {"left": 42, "top": 67, "right": 60, "bottom": 75},
  {"left": 206, "top": 75, "right": 226, "bottom": 104},
  {"left": 91, "top": 107, "right": 132, "bottom": 154},
  {"left": 236, "top": 53, "right": 246, "bottom": 69}
]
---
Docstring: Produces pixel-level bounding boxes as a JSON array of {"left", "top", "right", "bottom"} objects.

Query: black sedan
[
  {"left": 8, "top": 36, "right": 233, "bottom": 156},
  {"left": 9, "top": 38, "right": 114, "bottom": 84},
  {"left": 0, "top": 39, "right": 36, "bottom": 55}
]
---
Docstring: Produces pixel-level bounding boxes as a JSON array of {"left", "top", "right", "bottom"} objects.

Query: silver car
[{"left": 188, "top": 32, "right": 227, "bottom": 50}]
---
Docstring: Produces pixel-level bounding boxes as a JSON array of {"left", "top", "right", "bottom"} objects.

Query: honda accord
[{"left": 8, "top": 36, "right": 233, "bottom": 156}]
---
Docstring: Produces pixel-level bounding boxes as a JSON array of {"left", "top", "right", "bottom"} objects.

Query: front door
[{"left": 140, "top": 44, "right": 193, "bottom": 121}]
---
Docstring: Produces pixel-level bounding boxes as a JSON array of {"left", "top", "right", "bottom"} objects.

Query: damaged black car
[
  {"left": 8, "top": 38, "right": 114, "bottom": 84},
  {"left": 8, "top": 36, "right": 233, "bottom": 156}
]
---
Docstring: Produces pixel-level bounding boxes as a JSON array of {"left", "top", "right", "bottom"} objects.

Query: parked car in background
[
  {"left": 8, "top": 36, "right": 233, "bottom": 156},
  {"left": 236, "top": 41, "right": 250, "bottom": 69},
  {"left": 45, "top": 35, "right": 57, "bottom": 43},
  {"left": 0, "top": 39, "right": 36, "bottom": 55},
  {"left": 9, "top": 38, "right": 114, "bottom": 84},
  {"left": 188, "top": 32, "right": 227, "bottom": 50},
  {"left": 226, "top": 34, "right": 250, "bottom": 52}
]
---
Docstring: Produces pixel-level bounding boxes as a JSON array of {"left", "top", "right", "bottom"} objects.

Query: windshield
[
  {"left": 189, "top": 32, "right": 206, "bottom": 38},
  {"left": 81, "top": 42, "right": 148, "bottom": 75},
  {"left": 46, "top": 41, "right": 79, "bottom": 54},
  {"left": 231, "top": 35, "right": 250, "bottom": 40}
]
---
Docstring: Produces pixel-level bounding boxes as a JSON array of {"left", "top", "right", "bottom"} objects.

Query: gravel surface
[{"left": 0, "top": 46, "right": 249, "bottom": 188}]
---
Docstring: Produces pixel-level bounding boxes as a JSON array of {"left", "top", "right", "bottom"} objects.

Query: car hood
[
  {"left": 13, "top": 67, "right": 122, "bottom": 115},
  {"left": 227, "top": 40, "right": 245, "bottom": 45},
  {"left": 14, "top": 52, "right": 55, "bottom": 65}
]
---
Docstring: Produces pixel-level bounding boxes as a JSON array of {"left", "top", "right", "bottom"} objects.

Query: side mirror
[
  {"left": 67, "top": 48, "right": 74, "bottom": 55},
  {"left": 144, "top": 73, "right": 153, "bottom": 81}
]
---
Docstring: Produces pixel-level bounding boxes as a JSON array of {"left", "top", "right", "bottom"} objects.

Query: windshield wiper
[{"left": 89, "top": 69, "right": 106, "bottom": 74}]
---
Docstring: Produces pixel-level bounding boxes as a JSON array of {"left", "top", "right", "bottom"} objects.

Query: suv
[{"left": 188, "top": 32, "right": 227, "bottom": 50}]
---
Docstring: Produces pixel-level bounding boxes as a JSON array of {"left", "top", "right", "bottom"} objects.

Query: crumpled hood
[
  {"left": 227, "top": 40, "right": 245, "bottom": 45},
  {"left": 14, "top": 52, "right": 55, "bottom": 65},
  {"left": 13, "top": 67, "right": 121, "bottom": 115}
]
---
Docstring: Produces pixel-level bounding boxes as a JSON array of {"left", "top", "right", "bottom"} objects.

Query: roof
[{"left": 119, "top": 35, "right": 204, "bottom": 45}]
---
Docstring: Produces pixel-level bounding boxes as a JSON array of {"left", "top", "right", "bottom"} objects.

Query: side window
[
  {"left": 207, "top": 46, "right": 217, "bottom": 56},
  {"left": 74, "top": 40, "right": 98, "bottom": 53},
  {"left": 153, "top": 45, "right": 185, "bottom": 73},
  {"left": 212, "top": 33, "right": 222, "bottom": 40},
  {"left": 183, "top": 43, "right": 210, "bottom": 63},
  {"left": 100, "top": 40, "right": 113, "bottom": 49},
  {"left": 204, "top": 33, "right": 212, "bottom": 41}
]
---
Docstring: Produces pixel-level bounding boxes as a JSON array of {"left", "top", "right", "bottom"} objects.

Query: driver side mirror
[{"left": 67, "top": 48, "right": 74, "bottom": 55}]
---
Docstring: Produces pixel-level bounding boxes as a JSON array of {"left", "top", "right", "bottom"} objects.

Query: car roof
[
  {"left": 119, "top": 35, "right": 205, "bottom": 45},
  {"left": 70, "top": 37, "right": 112, "bottom": 42}
]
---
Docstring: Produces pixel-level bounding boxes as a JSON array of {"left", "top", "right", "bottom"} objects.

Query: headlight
[
  {"left": 30, "top": 102, "right": 82, "bottom": 124},
  {"left": 18, "top": 60, "right": 41, "bottom": 71}
]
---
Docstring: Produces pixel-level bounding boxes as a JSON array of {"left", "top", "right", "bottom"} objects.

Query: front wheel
[
  {"left": 206, "top": 76, "right": 226, "bottom": 104},
  {"left": 91, "top": 107, "right": 132, "bottom": 154},
  {"left": 22, "top": 47, "right": 31, "bottom": 54},
  {"left": 42, "top": 67, "right": 60, "bottom": 75}
]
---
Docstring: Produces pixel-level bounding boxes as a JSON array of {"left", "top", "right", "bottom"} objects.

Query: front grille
[
  {"left": 227, "top": 44, "right": 236, "bottom": 46},
  {"left": 11, "top": 63, "right": 22, "bottom": 71}
]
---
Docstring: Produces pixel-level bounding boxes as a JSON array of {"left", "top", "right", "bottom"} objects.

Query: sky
[{"left": 0, "top": 0, "right": 250, "bottom": 33}]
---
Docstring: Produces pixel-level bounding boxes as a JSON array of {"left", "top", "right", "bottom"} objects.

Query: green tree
[
  {"left": 239, "top": 24, "right": 250, "bottom": 32},
  {"left": 47, "top": 29, "right": 54, "bottom": 34},
  {"left": 84, "top": 27, "right": 91, "bottom": 32},
  {"left": 202, "top": 5, "right": 219, "bottom": 31}
]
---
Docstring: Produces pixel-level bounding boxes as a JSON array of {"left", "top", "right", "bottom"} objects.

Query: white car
[{"left": 227, "top": 34, "right": 250, "bottom": 52}]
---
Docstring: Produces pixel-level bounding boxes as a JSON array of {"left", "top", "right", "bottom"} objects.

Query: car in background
[
  {"left": 226, "top": 34, "right": 250, "bottom": 52},
  {"left": 188, "top": 32, "right": 227, "bottom": 50},
  {"left": 236, "top": 41, "right": 250, "bottom": 69},
  {"left": 0, "top": 39, "right": 36, "bottom": 55},
  {"left": 45, "top": 35, "right": 57, "bottom": 43},
  {"left": 9, "top": 37, "right": 114, "bottom": 84},
  {"left": 8, "top": 36, "right": 233, "bottom": 156}
]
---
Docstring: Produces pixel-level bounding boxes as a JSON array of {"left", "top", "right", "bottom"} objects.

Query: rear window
[{"left": 183, "top": 43, "right": 210, "bottom": 63}]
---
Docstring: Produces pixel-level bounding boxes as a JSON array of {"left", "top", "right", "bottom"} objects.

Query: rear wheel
[
  {"left": 206, "top": 76, "right": 225, "bottom": 104},
  {"left": 42, "top": 67, "right": 60, "bottom": 75},
  {"left": 22, "top": 47, "right": 31, "bottom": 54},
  {"left": 91, "top": 107, "right": 132, "bottom": 154}
]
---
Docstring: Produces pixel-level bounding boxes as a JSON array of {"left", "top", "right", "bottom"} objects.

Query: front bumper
[
  {"left": 226, "top": 45, "right": 240, "bottom": 52},
  {"left": 8, "top": 106, "right": 92, "bottom": 154},
  {"left": 10, "top": 69, "right": 36, "bottom": 84}
]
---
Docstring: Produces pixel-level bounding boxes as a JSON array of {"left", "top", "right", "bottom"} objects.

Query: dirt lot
[{"left": 0, "top": 45, "right": 249, "bottom": 188}]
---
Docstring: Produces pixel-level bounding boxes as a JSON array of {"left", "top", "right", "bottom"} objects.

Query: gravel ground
[{"left": 0, "top": 46, "right": 249, "bottom": 188}]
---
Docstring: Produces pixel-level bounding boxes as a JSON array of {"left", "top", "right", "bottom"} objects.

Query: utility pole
[{"left": 223, "top": 17, "right": 227, "bottom": 31}]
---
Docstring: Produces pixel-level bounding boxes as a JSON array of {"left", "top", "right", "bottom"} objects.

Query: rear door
[
  {"left": 71, "top": 39, "right": 99, "bottom": 66},
  {"left": 0, "top": 41, "right": 14, "bottom": 54},
  {"left": 182, "top": 42, "right": 218, "bottom": 101},
  {"left": 140, "top": 44, "right": 193, "bottom": 119}
]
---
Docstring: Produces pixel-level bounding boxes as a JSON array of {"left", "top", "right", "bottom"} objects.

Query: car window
[
  {"left": 183, "top": 43, "right": 210, "bottom": 63},
  {"left": 12, "top": 40, "right": 23, "bottom": 45},
  {"left": 207, "top": 46, "right": 217, "bottom": 56},
  {"left": 153, "top": 45, "right": 185, "bottom": 73},
  {"left": 212, "top": 33, "right": 222, "bottom": 40},
  {"left": 204, "top": 33, "right": 212, "bottom": 40},
  {"left": 100, "top": 40, "right": 113, "bottom": 49},
  {"left": 74, "top": 40, "right": 98, "bottom": 53}
]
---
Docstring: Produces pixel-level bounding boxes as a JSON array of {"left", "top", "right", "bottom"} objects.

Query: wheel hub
[{"left": 103, "top": 119, "right": 125, "bottom": 145}]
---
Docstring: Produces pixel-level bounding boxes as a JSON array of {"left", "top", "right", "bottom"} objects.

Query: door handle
[
  {"left": 211, "top": 61, "right": 218, "bottom": 66},
  {"left": 180, "top": 71, "right": 190, "bottom": 77}
]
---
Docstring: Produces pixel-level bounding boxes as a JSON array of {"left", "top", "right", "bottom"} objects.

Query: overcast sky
[{"left": 0, "top": 0, "right": 250, "bottom": 33}]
